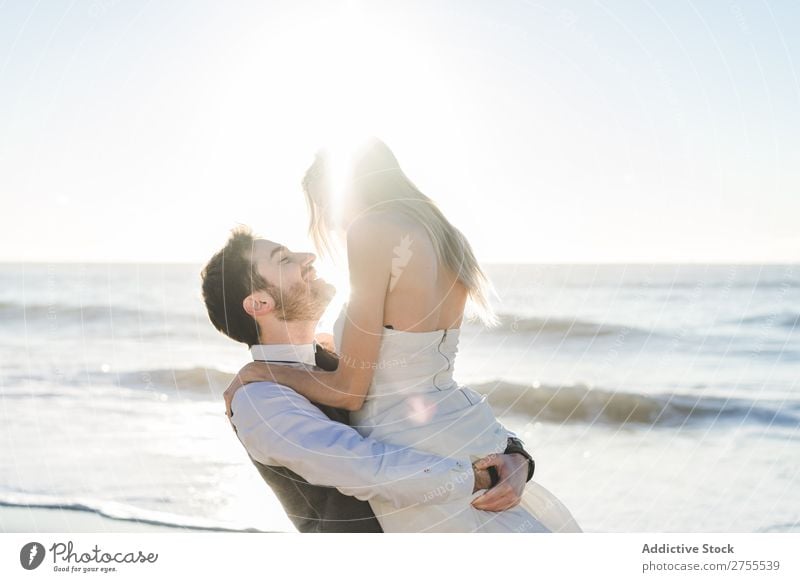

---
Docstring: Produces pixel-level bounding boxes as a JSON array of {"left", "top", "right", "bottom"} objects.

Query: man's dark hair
[{"left": 201, "top": 226, "right": 269, "bottom": 347}]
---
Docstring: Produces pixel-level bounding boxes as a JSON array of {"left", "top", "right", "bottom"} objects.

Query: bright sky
[{"left": 1, "top": 0, "right": 799, "bottom": 264}]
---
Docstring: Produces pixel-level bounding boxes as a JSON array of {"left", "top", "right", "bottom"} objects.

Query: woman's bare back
[{"left": 359, "top": 212, "right": 468, "bottom": 333}]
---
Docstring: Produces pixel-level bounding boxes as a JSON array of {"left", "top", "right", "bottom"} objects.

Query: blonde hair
[{"left": 302, "top": 137, "right": 498, "bottom": 326}]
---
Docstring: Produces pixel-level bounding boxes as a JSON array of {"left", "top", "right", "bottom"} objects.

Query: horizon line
[{"left": 1, "top": 259, "right": 798, "bottom": 267}]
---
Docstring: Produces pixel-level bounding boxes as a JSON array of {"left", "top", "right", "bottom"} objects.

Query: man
[{"left": 201, "top": 227, "right": 536, "bottom": 532}]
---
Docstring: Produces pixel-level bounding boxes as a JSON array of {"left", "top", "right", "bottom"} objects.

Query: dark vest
[{"left": 248, "top": 345, "right": 383, "bottom": 533}]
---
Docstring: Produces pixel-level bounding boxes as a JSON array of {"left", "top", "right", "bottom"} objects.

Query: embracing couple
[{"left": 201, "top": 138, "right": 582, "bottom": 533}]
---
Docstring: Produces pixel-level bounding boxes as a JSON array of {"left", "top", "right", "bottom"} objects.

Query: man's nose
[{"left": 298, "top": 252, "right": 316, "bottom": 266}]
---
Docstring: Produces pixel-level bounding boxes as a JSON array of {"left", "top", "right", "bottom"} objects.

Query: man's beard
[{"left": 264, "top": 279, "right": 333, "bottom": 322}]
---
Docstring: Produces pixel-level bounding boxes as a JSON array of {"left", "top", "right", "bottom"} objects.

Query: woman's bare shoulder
[
  {"left": 346, "top": 211, "right": 423, "bottom": 247},
  {"left": 347, "top": 212, "right": 427, "bottom": 244}
]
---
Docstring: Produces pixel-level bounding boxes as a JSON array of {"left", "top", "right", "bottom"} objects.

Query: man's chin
[
  {"left": 296, "top": 281, "right": 334, "bottom": 318},
  {"left": 310, "top": 278, "right": 336, "bottom": 302}
]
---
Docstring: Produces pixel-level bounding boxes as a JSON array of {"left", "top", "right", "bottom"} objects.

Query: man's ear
[{"left": 242, "top": 293, "right": 274, "bottom": 317}]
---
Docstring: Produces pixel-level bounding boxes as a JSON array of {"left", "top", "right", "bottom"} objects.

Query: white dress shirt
[{"left": 230, "top": 342, "right": 476, "bottom": 509}]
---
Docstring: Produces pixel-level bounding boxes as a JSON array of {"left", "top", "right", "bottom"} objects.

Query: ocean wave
[
  {"left": 11, "top": 359, "right": 800, "bottom": 429},
  {"left": 116, "top": 367, "right": 234, "bottom": 393},
  {"left": 0, "top": 301, "right": 194, "bottom": 325},
  {"left": 474, "top": 381, "right": 800, "bottom": 427},
  {"left": 0, "top": 492, "right": 265, "bottom": 532},
  {"left": 727, "top": 349, "right": 800, "bottom": 361},
  {"left": 476, "top": 314, "right": 651, "bottom": 339},
  {"left": 637, "top": 280, "right": 799, "bottom": 290},
  {"left": 1, "top": 367, "right": 235, "bottom": 395},
  {"left": 735, "top": 311, "right": 800, "bottom": 330}
]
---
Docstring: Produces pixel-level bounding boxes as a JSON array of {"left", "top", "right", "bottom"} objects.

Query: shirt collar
[{"left": 250, "top": 343, "right": 316, "bottom": 367}]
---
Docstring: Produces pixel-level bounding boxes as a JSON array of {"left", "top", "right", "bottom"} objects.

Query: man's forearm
[{"left": 231, "top": 382, "right": 477, "bottom": 508}]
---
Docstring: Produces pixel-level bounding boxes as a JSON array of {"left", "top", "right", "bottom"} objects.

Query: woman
[{"left": 225, "top": 138, "right": 582, "bottom": 532}]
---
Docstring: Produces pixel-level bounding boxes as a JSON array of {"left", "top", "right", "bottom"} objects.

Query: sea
[{"left": 1, "top": 262, "right": 798, "bottom": 533}]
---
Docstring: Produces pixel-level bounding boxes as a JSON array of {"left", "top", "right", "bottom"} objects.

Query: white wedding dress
[{"left": 333, "top": 304, "right": 583, "bottom": 533}]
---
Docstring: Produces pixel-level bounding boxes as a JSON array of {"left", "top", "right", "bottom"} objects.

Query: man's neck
[{"left": 257, "top": 319, "right": 318, "bottom": 346}]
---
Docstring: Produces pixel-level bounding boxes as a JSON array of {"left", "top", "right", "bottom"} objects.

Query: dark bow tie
[{"left": 314, "top": 343, "right": 340, "bottom": 372}]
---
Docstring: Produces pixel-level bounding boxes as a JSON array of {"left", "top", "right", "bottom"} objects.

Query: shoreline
[{"left": 0, "top": 506, "right": 269, "bottom": 534}]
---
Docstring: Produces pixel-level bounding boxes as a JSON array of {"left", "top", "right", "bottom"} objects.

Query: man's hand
[
  {"left": 471, "top": 466, "right": 492, "bottom": 493},
  {"left": 470, "top": 453, "right": 529, "bottom": 512}
]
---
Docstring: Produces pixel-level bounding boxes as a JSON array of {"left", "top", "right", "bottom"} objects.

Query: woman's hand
[{"left": 223, "top": 362, "right": 276, "bottom": 420}]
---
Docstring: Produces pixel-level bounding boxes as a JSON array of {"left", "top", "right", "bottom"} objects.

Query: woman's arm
[{"left": 223, "top": 218, "right": 393, "bottom": 414}]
